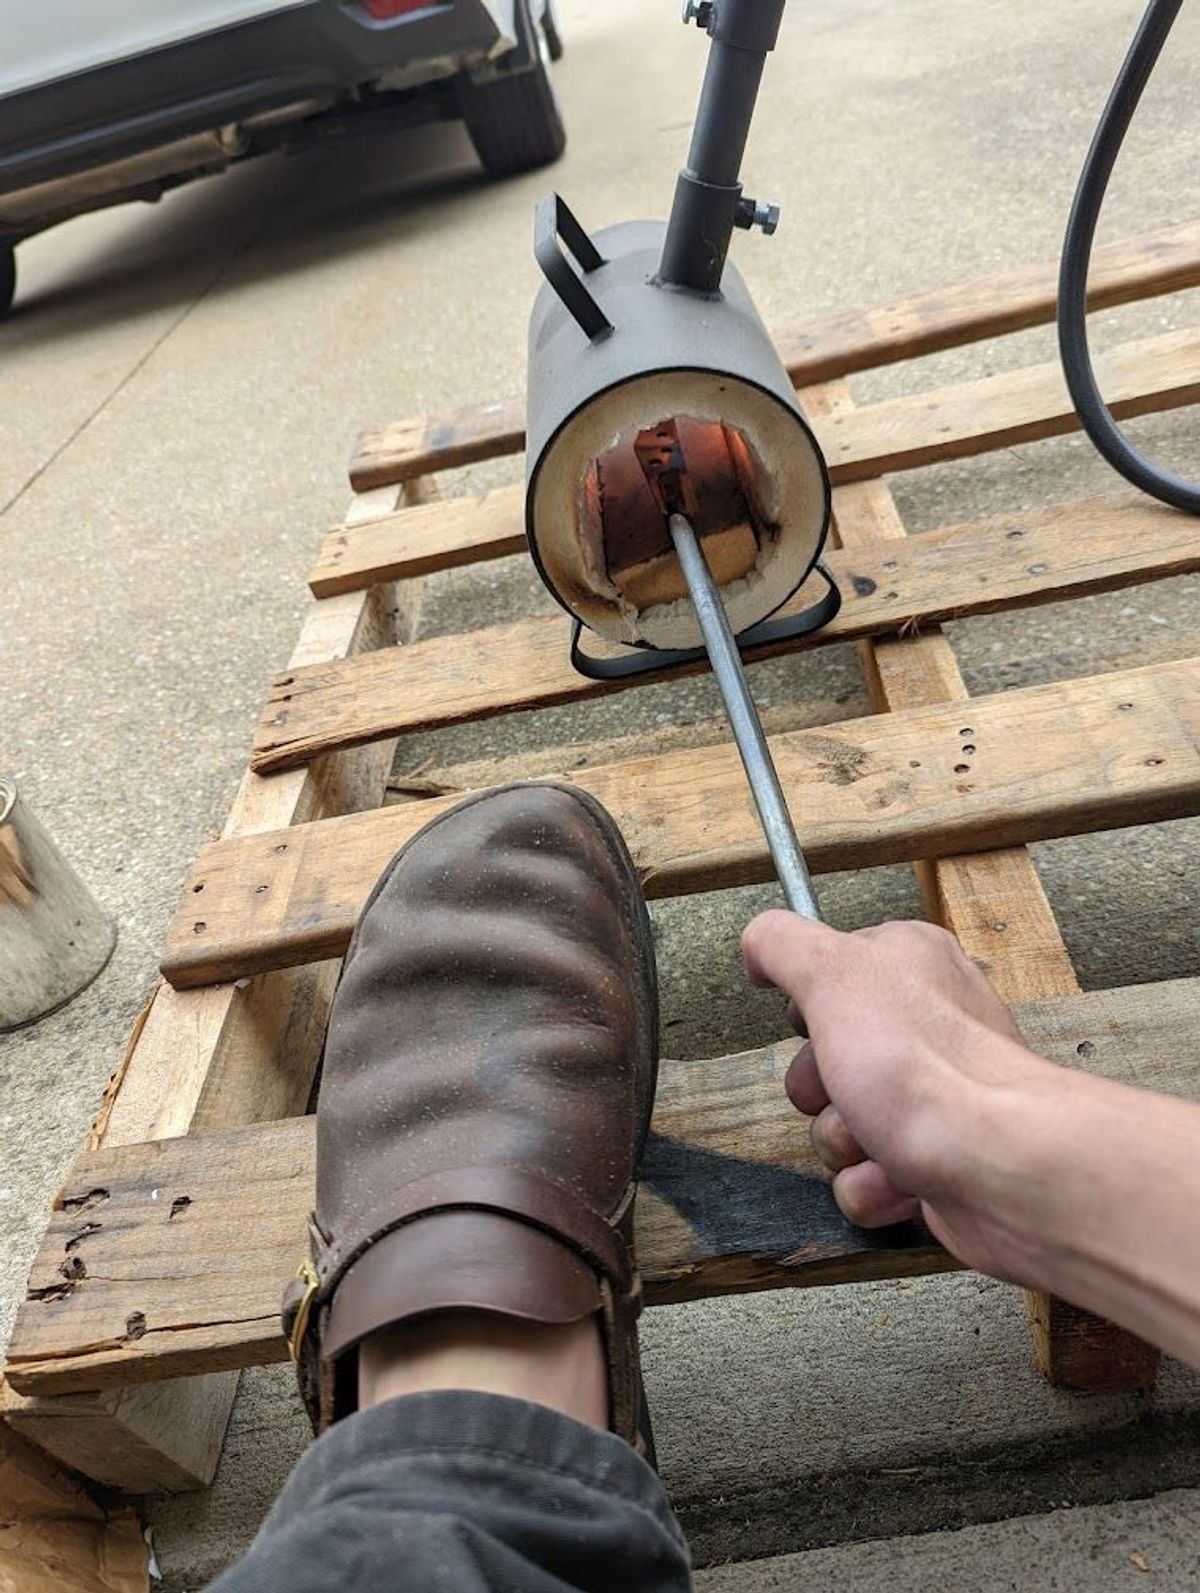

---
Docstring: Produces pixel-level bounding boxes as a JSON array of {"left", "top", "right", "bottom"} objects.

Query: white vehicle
[{"left": 0, "top": 0, "right": 565, "bottom": 316}]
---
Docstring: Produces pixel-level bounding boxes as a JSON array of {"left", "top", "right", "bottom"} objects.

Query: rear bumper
[{"left": 0, "top": 0, "right": 505, "bottom": 198}]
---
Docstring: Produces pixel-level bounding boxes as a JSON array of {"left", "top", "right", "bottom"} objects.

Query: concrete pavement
[{"left": 1, "top": 0, "right": 1199, "bottom": 1586}]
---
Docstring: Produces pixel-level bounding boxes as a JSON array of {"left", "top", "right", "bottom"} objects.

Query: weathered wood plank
[
  {"left": 2, "top": 1376, "right": 238, "bottom": 1496},
  {"left": 810, "top": 378, "right": 1159, "bottom": 1389},
  {"left": 823, "top": 326, "right": 1200, "bottom": 485},
  {"left": 165, "top": 657, "right": 1200, "bottom": 989},
  {"left": 348, "top": 218, "right": 1200, "bottom": 488},
  {"left": 8, "top": 978, "right": 1199, "bottom": 1396},
  {"left": 326, "top": 327, "right": 1200, "bottom": 595},
  {"left": 4, "top": 485, "right": 417, "bottom": 1494},
  {"left": 268, "top": 494, "right": 1200, "bottom": 773},
  {"left": 310, "top": 485, "right": 526, "bottom": 597}
]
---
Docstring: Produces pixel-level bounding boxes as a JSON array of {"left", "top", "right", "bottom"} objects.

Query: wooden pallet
[{"left": 6, "top": 219, "right": 1200, "bottom": 1496}]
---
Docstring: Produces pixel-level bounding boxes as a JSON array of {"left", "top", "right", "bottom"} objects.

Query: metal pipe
[
  {"left": 681, "top": 43, "right": 766, "bottom": 186},
  {"left": 659, "top": 0, "right": 787, "bottom": 294},
  {"left": 668, "top": 513, "right": 820, "bottom": 919}
]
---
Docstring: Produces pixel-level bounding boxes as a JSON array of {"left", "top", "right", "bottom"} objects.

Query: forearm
[
  {"left": 969, "top": 1067, "right": 1200, "bottom": 1367},
  {"left": 739, "top": 910, "right": 1200, "bottom": 1368}
]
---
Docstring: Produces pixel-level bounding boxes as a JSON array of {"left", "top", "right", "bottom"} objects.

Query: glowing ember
[{"left": 581, "top": 415, "right": 773, "bottom": 609}]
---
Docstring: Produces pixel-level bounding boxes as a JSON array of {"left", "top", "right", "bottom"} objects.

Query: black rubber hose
[{"left": 1058, "top": 0, "right": 1199, "bottom": 513}]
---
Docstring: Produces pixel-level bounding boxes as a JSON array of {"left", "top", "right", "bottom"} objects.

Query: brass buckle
[{"left": 288, "top": 1259, "right": 319, "bottom": 1363}]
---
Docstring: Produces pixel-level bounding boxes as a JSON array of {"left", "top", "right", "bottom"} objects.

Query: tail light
[{"left": 362, "top": 0, "right": 434, "bottom": 19}]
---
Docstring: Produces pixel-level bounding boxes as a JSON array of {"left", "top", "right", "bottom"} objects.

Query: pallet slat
[
  {"left": 263, "top": 494, "right": 1200, "bottom": 773},
  {"left": 165, "top": 657, "right": 1200, "bottom": 989},
  {"left": 8, "top": 978, "right": 1198, "bottom": 1397},
  {"left": 348, "top": 218, "right": 1200, "bottom": 489},
  {"left": 323, "top": 327, "right": 1200, "bottom": 599},
  {"left": 825, "top": 326, "right": 1200, "bottom": 484},
  {"left": 311, "top": 485, "right": 526, "bottom": 597}
]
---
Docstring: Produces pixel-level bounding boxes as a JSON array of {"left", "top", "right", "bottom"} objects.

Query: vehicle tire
[
  {"left": 458, "top": 3, "right": 565, "bottom": 176},
  {"left": 0, "top": 245, "right": 15, "bottom": 320},
  {"left": 543, "top": 1, "right": 564, "bottom": 61}
]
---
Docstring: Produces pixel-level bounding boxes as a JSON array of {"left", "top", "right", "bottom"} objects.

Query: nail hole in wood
[
  {"left": 193, "top": 922, "right": 206, "bottom": 934},
  {"left": 192, "top": 883, "right": 204, "bottom": 894},
  {"left": 169, "top": 1196, "right": 192, "bottom": 1220},
  {"left": 954, "top": 763, "right": 971, "bottom": 774},
  {"left": 1145, "top": 757, "right": 1164, "bottom": 767},
  {"left": 124, "top": 1312, "right": 147, "bottom": 1341},
  {"left": 1028, "top": 563, "right": 1048, "bottom": 575},
  {"left": 962, "top": 744, "right": 977, "bottom": 755},
  {"left": 274, "top": 843, "right": 288, "bottom": 854},
  {"left": 1077, "top": 1040, "right": 1097, "bottom": 1059}
]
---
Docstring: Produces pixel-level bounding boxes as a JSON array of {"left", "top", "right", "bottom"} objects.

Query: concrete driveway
[{"left": 1, "top": 0, "right": 1198, "bottom": 1585}]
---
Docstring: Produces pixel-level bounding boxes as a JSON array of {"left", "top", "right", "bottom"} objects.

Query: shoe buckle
[{"left": 287, "top": 1259, "right": 319, "bottom": 1363}]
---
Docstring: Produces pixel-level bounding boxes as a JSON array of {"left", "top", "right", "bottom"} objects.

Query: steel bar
[{"left": 668, "top": 513, "right": 820, "bottom": 918}]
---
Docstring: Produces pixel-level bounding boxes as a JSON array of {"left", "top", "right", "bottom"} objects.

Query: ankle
[{"left": 358, "top": 1310, "right": 610, "bottom": 1430}]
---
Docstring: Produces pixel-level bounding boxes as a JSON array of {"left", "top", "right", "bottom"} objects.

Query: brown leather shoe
[{"left": 282, "top": 783, "right": 657, "bottom": 1450}]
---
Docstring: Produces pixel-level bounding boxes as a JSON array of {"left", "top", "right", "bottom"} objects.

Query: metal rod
[{"left": 668, "top": 513, "right": 820, "bottom": 918}]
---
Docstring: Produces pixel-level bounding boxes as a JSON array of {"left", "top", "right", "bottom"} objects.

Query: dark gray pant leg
[{"left": 209, "top": 1390, "right": 692, "bottom": 1592}]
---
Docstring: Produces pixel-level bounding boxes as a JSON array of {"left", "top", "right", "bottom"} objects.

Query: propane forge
[{"left": 525, "top": 0, "right": 833, "bottom": 915}]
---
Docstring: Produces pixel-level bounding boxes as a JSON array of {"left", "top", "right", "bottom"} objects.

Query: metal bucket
[{"left": 0, "top": 777, "right": 116, "bottom": 1032}]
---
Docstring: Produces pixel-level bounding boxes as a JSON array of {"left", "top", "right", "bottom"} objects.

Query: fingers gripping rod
[{"left": 668, "top": 513, "right": 820, "bottom": 919}]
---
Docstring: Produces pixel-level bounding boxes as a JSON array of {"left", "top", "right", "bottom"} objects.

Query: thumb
[{"left": 741, "top": 910, "right": 842, "bottom": 1002}]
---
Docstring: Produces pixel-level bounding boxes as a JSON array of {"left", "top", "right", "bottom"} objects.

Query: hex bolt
[
  {"left": 681, "top": 0, "right": 715, "bottom": 28},
  {"left": 735, "top": 197, "right": 782, "bottom": 236}
]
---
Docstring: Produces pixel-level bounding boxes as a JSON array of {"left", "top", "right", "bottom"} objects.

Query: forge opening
[{"left": 579, "top": 414, "right": 779, "bottom": 611}]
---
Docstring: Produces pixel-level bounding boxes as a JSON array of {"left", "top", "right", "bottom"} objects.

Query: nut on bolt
[
  {"left": 682, "top": 0, "right": 715, "bottom": 28},
  {"left": 735, "top": 196, "right": 782, "bottom": 236}
]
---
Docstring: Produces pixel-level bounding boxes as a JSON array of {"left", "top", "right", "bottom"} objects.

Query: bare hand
[
  {"left": 741, "top": 912, "right": 1051, "bottom": 1278},
  {"left": 742, "top": 911, "right": 1200, "bottom": 1368}
]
